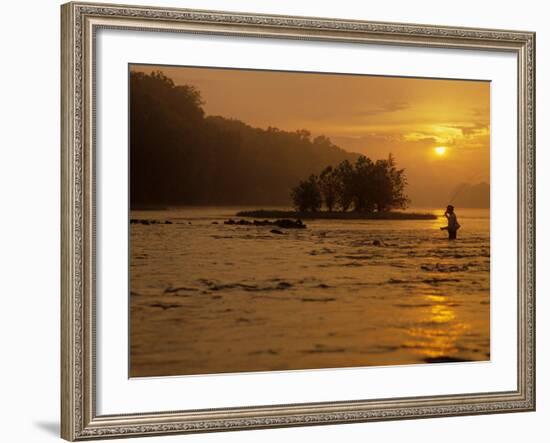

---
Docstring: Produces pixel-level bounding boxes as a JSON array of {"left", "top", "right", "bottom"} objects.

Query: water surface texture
[{"left": 130, "top": 207, "right": 490, "bottom": 377}]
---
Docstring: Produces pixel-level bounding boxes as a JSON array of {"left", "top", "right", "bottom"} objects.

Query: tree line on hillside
[
  {"left": 130, "top": 70, "right": 359, "bottom": 207},
  {"left": 291, "top": 155, "right": 410, "bottom": 212}
]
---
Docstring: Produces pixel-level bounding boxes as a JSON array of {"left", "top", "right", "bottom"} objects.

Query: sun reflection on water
[
  {"left": 430, "top": 304, "right": 456, "bottom": 323},
  {"left": 403, "top": 296, "right": 470, "bottom": 360}
]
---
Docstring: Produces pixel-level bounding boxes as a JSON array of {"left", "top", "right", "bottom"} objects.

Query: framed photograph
[{"left": 61, "top": 1, "right": 536, "bottom": 440}]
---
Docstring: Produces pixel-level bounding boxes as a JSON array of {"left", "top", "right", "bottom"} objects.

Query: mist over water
[{"left": 130, "top": 207, "right": 490, "bottom": 377}]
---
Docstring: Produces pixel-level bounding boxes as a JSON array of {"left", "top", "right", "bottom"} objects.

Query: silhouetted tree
[
  {"left": 373, "top": 154, "right": 409, "bottom": 211},
  {"left": 334, "top": 160, "right": 355, "bottom": 212},
  {"left": 318, "top": 166, "right": 339, "bottom": 211},
  {"left": 352, "top": 156, "right": 375, "bottom": 212},
  {"left": 291, "top": 175, "right": 322, "bottom": 212},
  {"left": 291, "top": 154, "right": 409, "bottom": 213}
]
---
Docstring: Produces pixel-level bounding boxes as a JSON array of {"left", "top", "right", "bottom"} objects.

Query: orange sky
[{"left": 131, "top": 64, "right": 490, "bottom": 207}]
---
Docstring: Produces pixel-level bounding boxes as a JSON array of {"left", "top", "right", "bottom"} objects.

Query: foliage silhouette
[
  {"left": 291, "top": 155, "right": 410, "bottom": 213},
  {"left": 130, "top": 70, "right": 358, "bottom": 208},
  {"left": 291, "top": 175, "right": 323, "bottom": 212}
]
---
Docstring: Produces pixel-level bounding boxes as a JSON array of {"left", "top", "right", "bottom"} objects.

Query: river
[{"left": 129, "top": 207, "right": 490, "bottom": 377}]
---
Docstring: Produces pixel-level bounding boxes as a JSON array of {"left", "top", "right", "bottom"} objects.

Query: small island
[
  {"left": 236, "top": 156, "right": 437, "bottom": 221},
  {"left": 235, "top": 210, "right": 436, "bottom": 220}
]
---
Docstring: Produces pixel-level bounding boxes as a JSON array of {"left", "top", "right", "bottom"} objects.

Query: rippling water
[{"left": 130, "top": 207, "right": 490, "bottom": 377}]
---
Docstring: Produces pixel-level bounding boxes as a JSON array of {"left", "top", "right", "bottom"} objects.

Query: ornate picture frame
[{"left": 61, "top": 2, "right": 535, "bottom": 440}]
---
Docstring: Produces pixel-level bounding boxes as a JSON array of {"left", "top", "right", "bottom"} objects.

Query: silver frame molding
[{"left": 61, "top": 2, "right": 536, "bottom": 440}]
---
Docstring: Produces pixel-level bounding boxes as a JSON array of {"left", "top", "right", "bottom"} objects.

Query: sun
[{"left": 434, "top": 146, "right": 447, "bottom": 156}]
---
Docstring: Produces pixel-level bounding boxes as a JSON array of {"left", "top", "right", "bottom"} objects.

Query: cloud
[
  {"left": 450, "top": 123, "right": 490, "bottom": 137},
  {"left": 355, "top": 101, "right": 409, "bottom": 117},
  {"left": 403, "top": 131, "right": 451, "bottom": 144}
]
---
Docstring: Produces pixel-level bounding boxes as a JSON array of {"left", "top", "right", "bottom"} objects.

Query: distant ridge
[
  {"left": 130, "top": 71, "right": 359, "bottom": 208},
  {"left": 450, "top": 182, "right": 490, "bottom": 208}
]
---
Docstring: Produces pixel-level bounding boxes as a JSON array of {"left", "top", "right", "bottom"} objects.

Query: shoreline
[{"left": 236, "top": 209, "right": 437, "bottom": 220}]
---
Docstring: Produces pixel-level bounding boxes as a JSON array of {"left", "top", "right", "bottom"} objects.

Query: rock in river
[
  {"left": 224, "top": 218, "right": 306, "bottom": 229},
  {"left": 130, "top": 219, "right": 172, "bottom": 225}
]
